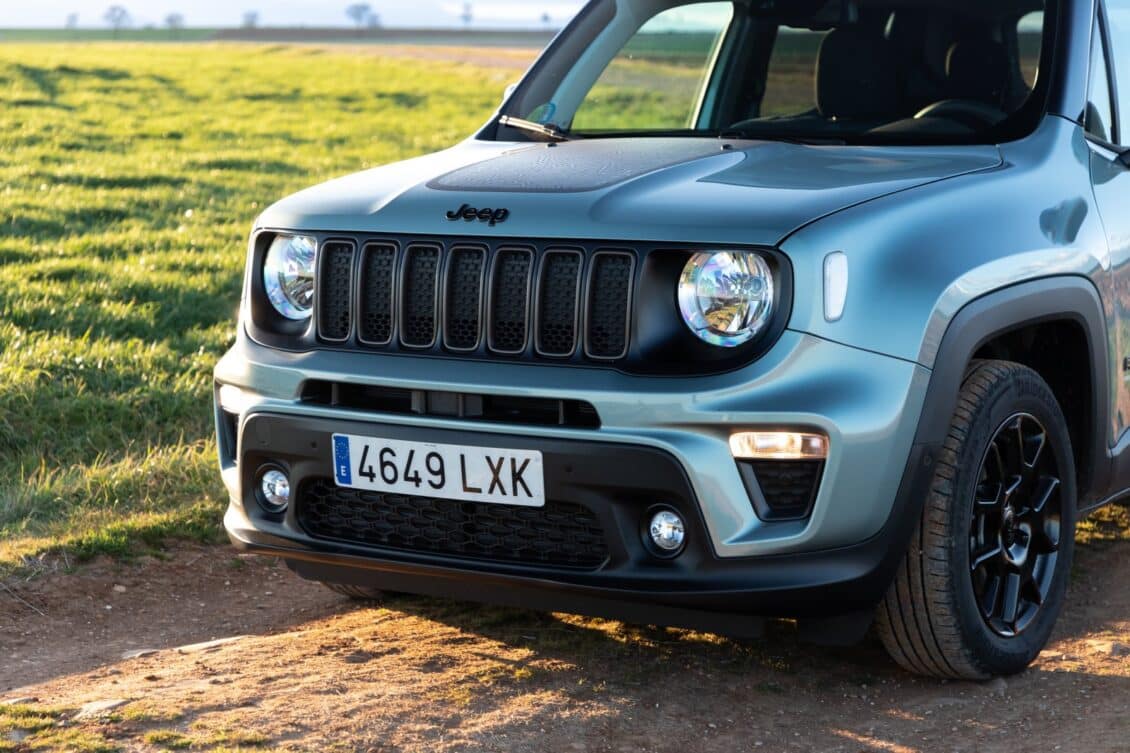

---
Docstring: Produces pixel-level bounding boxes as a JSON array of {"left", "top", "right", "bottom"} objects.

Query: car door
[{"left": 1088, "top": 0, "right": 1130, "bottom": 436}]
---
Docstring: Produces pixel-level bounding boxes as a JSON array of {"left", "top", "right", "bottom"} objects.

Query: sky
[{"left": 4, "top": 0, "right": 588, "bottom": 28}]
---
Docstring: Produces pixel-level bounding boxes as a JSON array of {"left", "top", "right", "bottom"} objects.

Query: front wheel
[{"left": 877, "top": 360, "right": 1077, "bottom": 679}]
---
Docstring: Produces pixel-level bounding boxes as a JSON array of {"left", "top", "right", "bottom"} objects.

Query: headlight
[
  {"left": 678, "top": 251, "right": 774, "bottom": 347},
  {"left": 263, "top": 235, "right": 316, "bottom": 320}
]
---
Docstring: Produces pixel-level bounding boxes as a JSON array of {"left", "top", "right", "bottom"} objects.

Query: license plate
[{"left": 331, "top": 434, "right": 545, "bottom": 507}]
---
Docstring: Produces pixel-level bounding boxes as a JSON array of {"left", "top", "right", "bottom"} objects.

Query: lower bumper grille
[
  {"left": 738, "top": 460, "right": 824, "bottom": 521},
  {"left": 297, "top": 479, "right": 610, "bottom": 570}
]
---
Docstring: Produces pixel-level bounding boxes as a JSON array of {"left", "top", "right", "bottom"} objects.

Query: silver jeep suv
[{"left": 214, "top": 0, "right": 1130, "bottom": 678}]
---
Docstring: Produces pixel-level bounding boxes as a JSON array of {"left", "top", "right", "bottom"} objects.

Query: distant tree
[
  {"left": 165, "top": 13, "right": 184, "bottom": 39},
  {"left": 65, "top": 13, "right": 79, "bottom": 30},
  {"left": 346, "top": 3, "right": 372, "bottom": 29},
  {"left": 104, "top": 5, "right": 131, "bottom": 37},
  {"left": 366, "top": 12, "right": 381, "bottom": 29},
  {"left": 242, "top": 10, "right": 259, "bottom": 29},
  {"left": 541, "top": 11, "right": 551, "bottom": 27},
  {"left": 460, "top": 2, "right": 472, "bottom": 28}
]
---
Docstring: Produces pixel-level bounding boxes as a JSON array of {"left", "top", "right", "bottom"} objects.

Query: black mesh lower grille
[
  {"left": 317, "top": 242, "right": 354, "bottom": 341},
  {"left": 297, "top": 479, "right": 609, "bottom": 569},
  {"left": 586, "top": 253, "right": 633, "bottom": 359},
  {"left": 359, "top": 244, "right": 396, "bottom": 344},
  {"left": 537, "top": 251, "right": 581, "bottom": 356},
  {"left": 489, "top": 248, "right": 532, "bottom": 353},
  {"left": 741, "top": 460, "right": 824, "bottom": 521},
  {"left": 401, "top": 245, "right": 439, "bottom": 347},
  {"left": 445, "top": 246, "right": 485, "bottom": 350}
]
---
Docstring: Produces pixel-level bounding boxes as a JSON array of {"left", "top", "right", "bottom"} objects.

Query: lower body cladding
[
  {"left": 216, "top": 331, "right": 932, "bottom": 640},
  {"left": 223, "top": 422, "right": 930, "bottom": 640}
]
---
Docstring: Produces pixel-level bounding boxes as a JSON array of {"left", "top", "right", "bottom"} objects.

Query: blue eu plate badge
[{"left": 333, "top": 435, "right": 353, "bottom": 486}]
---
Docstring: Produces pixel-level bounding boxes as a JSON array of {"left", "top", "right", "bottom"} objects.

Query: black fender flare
[
  {"left": 912, "top": 275, "right": 1110, "bottom": 499},
  {"left": 862, "top": 275, "right": 1110, "bottom": 610}
]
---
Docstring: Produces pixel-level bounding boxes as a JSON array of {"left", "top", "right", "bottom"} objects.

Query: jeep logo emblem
[{"left": 445, "top": 203, "right": 510, "bottom": 227}]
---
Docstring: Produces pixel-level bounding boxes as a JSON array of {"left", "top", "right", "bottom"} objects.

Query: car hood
[{"left": 257, "top": 137, "right": 1003, "bottom": 246}]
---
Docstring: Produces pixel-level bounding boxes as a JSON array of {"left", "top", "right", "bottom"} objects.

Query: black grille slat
[
  {"left": 358, "top": 243, "right": 396, "bottom": 345},
  {"left": 488, "top": 248, "right": 533, "bottom": 354},
  {"left": 298, "top": 480, "right": 609, "bottom": 569},
  {"left": 444, "top": 246, "right": 486, "bottom": 351},
  {"left": 536, "top": 251, "right": 581, "bottom": 357},
  {"left": 317, "top": 242, "right": 355, "bottom": 341},
  {"left": 585, "top": 252, "right": 633, "bottom": 359},
  {"left": 301, "top": 381, "right": 601, "bottom": 429},
  {"left": 400, "top": 245, "right": 440, "bottom": 347}
]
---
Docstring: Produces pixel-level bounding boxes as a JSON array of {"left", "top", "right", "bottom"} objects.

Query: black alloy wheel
[{"left": 969, "top": 413, "right": 1063, "bottom": 638}]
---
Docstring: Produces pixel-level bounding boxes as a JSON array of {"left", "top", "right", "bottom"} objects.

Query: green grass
[{"left": 0, "top": 43, "right": 510, "bottom": 575}]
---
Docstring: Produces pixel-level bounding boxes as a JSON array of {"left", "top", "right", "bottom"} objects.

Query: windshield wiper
[{"left": 498, "top": 115, "right": 575, "bottom": 142}]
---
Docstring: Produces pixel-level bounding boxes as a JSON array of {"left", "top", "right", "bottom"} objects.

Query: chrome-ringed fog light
[
  {"left": 257, "top": 467, "right": 291, "bottom": 513},
  {"left": 645, "top": 508, "right": 687, "bottom": 557},
  {"left": 678, "top": 251, "right": 774, "bottom": 347}
]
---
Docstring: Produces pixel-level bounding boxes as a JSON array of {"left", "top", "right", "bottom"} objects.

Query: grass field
[{"left": 0, "top": 44, "right": 511, "bottom": 575}]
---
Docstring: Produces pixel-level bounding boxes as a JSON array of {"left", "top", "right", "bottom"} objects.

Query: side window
[
  {"left": 570, "top": 2, "right": 734, "bottom": 131},
  {"left": 1018, "top": 12, "right": 1044, "bottom": 88},
  {"left": 1087, "top": 17, "right": 1116, "bottom": 143},
  {"left": 1107, "top": 1, "right": 1130, "bottom": 144}
]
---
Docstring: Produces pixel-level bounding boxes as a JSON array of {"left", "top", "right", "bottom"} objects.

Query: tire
[
  {"left": 321, "top": 582, "right": 389, "bottom": 601},
  {"left": 877, "top": 360, "right": 1077, "bottom": 679}
]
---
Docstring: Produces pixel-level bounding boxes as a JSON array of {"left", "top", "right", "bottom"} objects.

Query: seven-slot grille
[{"left": 315, "top": 238, "right": 635, "bottom": 362}]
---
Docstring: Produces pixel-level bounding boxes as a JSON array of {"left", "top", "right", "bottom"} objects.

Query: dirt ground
[{"left": 2, "top": 531, "right": 1128, "bottom": 753}]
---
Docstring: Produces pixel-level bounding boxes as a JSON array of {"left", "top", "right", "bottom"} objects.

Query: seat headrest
[
  {"left": 816, "top": 27, "right": 899, "bottom": 120},
  {"left": 946, "top": 39, "right": 1009, "bottom": 106}
]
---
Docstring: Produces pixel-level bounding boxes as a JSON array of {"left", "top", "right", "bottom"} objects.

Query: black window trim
[{"left": 1087, "top": 0, "right": 1122, "bottom": 148}]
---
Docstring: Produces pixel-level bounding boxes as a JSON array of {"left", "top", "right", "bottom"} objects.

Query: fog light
[
  {"left": 258, "top": 468, "right": 291, "bottom": 513},
  {"left": 648, "top": 509, "right": 686, "bottom": 555}
]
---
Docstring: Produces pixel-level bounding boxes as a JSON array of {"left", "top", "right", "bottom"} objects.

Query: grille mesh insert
[
  {"left": 445, "top": 247, "right": 485, "bottom": 350},
  {"left": 586, "top": 253, "right": 633, "bottom": 359},
  {"left": 358, "top": 244, "right": 396, "bottom": 344},
  {"left": 317, "top": 242, "right": 354, "bottom": 341},
  {"left": 401, "top": 246, "right": 440, "bottom": 347},
  {"left": 489, "top": 249, "right": 533, "bottom": 353},
  {"left": 537, "top": 252, "right": 581, "bottom": 356},
  {"left": 298, "top": 479, "right": 609, "bottom": 569},
  {"left": 745, "top": 460, "right": 824, "bottom": 521}
]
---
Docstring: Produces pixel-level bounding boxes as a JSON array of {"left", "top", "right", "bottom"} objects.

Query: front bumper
[
  {"left": 215, "top": 329, "right": 934, "bottom": 624},
  {"left": 224, "top": 413, "right": 934, "bottom": 631}
]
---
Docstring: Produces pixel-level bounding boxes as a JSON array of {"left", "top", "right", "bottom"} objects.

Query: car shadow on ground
[{"left": 2, "top": 532, "right": 1127, "bottom": 752}]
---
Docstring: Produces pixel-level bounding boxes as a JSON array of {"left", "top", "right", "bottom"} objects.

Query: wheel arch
[{"left": 915, "top": 275, "right": 1111, "bottom": 505}]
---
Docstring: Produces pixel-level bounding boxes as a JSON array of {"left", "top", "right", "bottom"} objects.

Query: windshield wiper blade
[{"left": 498, "top": 115, "right": 575, "bottom": 142}]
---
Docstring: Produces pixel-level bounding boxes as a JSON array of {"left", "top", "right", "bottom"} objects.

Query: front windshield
[{"left": 499, "top": 0, "right": 1051, "bottom": 144}]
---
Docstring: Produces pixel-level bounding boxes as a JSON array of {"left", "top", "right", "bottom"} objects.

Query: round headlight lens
[
  {"left": 263, "top": 235, "right": 317, "bottom": 320},
  {"left": 678, "top": 251, "right": 774, "bottom": 347}
]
